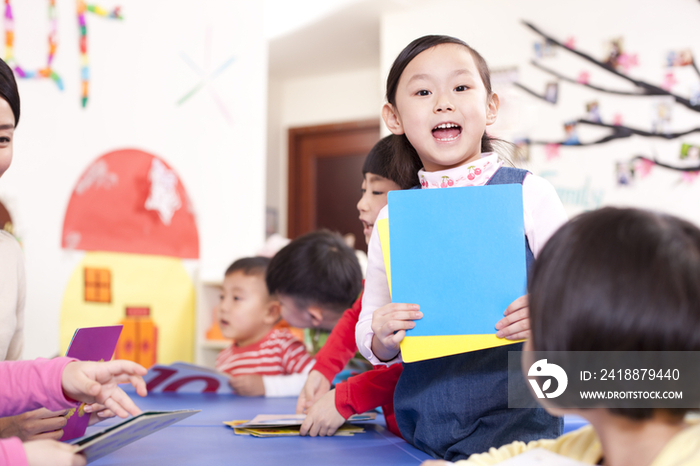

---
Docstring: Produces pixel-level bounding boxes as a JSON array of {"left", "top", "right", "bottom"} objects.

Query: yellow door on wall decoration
[{"left": 60, "top": 251, "right": 195, "bottom": 365}]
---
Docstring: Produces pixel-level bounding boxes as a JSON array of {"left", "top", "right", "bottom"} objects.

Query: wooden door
[{"left": 288, "top": 120, "right": 380, "bottom": 252}]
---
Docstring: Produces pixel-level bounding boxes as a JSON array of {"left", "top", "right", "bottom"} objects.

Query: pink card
[{"left": 60, "top": 325, "right": 123, "bottom": 441}]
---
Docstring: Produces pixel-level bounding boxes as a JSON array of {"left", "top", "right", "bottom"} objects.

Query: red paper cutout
[{"left": 62, "top": 148, "right": 199, "bottom": 258}]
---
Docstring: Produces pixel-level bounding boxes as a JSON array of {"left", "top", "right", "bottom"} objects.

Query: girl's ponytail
[{"left": 388, "top": 134, "right": 422, "bottom": 189}]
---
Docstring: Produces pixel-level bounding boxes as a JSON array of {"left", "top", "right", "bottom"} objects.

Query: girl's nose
[{"left": 434, "top": 96, "right": 454, "bottom": 113}]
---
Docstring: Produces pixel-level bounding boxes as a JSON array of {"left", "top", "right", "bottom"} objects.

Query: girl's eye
[
  {"left": 219, "top": 295, "right": 224, "bottom": 301},
  {"left": 455, "top": 85, "right": 468, "bottom": 92},
  {"left": 233, "top": 296, "right": 241, "bottom": 301},
  {"left": 372, "top": 191, "right": 384, "bottom": 195},
  {"left": 360, "top": 189, "right": 366, "bottom": 195},
  {"left": 416, "top": 90, "right": 431, "bottom": 96},
  {"left": 0, "top": 137, "right": 10, "bottom": 143}
]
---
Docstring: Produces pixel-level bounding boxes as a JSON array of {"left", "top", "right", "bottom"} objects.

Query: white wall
[
  {"left": 381, "top": 0, "right": 700, "bottom": 222},
  {"left": 267, "top": 66, "right": 382, "bottom": 236},
  {"left": 0, "top": 0, "right": 267, "bottom": 359}
]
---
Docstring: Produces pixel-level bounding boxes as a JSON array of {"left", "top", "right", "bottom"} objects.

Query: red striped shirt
[{"left": 215, "top": 328, "right": 312, "bottom": 377}]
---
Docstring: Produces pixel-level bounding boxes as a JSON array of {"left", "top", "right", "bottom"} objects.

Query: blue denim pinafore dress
[{"left": 393, "top": 167, "right": 563, "bottom": 461}]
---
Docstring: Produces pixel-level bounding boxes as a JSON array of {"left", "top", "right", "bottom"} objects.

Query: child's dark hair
[
  {"left": 0, "top": 59, "right": 20, "bottom": 126},
  {"left": 528, "top": 207, "right": 700, "bottom": 420},
  {"left": 362, "top": 135, "right": 396, "bottom": 182},
  {"left": 225, "top": 256, "right": 270, "bottom": 278},
  {"left": 266, "top": 230, "right": 362, "bottom": 315},
  {"left": 385, "top": 35, "right": 512, "bottom": 189}
]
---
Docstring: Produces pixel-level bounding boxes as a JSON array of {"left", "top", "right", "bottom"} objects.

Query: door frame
[{"left": 287, "top": 119, "right": 380, "bottom": 239}]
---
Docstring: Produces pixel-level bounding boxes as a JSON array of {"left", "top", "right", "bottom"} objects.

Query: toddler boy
[{"left": 215, "top": 256, "right": 313, "bottom": 397}]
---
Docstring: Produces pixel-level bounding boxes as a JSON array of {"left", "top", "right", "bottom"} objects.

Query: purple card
[
  {"left": 61, "top": 325, "right": 123, "bottom": 441},
  {"left": 65, "top": 325, "right": 123, "bottom": 362}
]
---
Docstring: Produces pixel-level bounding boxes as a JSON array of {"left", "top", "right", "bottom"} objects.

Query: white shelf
[{"left": 195, "top": 279, "right": 225, "bottom": 368}]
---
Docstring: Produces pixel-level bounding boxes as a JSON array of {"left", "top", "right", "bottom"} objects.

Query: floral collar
[{"left": 417, "top": 153, "right": 503, "bottom": 189}]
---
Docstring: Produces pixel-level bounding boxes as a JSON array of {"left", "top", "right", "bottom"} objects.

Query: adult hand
[
  {"left": 296, "top": 370, "right": 331, "bottom": 414},
  {"left": 23, "top": 439, "right": 85, "bottom": 466},
  {"left": 299, "top": 389, "right": 346, "bottom": 437},
  {"left": 370, "top": 303, "right": 421, "bottom": 362},
  {"left": 61, "top": 360, "right": 147, "bottom": 418},
  {"left": 495, "top": 295, "right": 530, "bottom": 340},
  {"left": 0, "top": 409, "right": 68, "bottom": 441},
  {"left": 228, "top": 374, "right": 265, "bottom": 396}
]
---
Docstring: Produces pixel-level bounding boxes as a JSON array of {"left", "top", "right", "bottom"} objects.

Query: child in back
[
  {"left": 356, "top": 35, "right": 567, "bottom": 460},
  {"left": 215, "top": 256, "right": 313, "bottom": 397},
  {"left": 293, "top": 136, "right": 405, "bottom": 438},
  {"left": 424, "top": 207, "right": 700, "bottom": 466},
  {"left": 266, "top": 230, "right": 363, "bottom": 340}
]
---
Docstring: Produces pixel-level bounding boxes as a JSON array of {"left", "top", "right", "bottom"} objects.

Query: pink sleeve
[
  {"left": 0, "top": 437, "right": 28, "bottom": 466},
  {"left": 0, "top": 357, "right": 79, "bottom": 417}
]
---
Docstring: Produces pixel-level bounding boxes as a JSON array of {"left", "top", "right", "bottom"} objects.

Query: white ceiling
[{"left": 267, "top": 0, "right": 431, "bottom": 79}]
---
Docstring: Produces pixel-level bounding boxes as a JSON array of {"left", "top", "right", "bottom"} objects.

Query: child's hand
[
  {"left": 60, "top": 360, "right": 147, "bottom": 418},
  {"left": 84, "top": 403, "right": 116, "bottom": 426},
  {"left": 0, "top": 408, "right": 68, "bottom": 441},
  {"left": 495, "top": 295, "right": 530, "bottom": 340},
  {"left": 371, "top": 303, "right": 421, "bottom": 361},
  {"left": 228, "top": 374, "right": 265, "bottom": 396},
  {"left": 23, "top": 439, "right": 85, "bottom": 466},
  {"left": 296, "top": 370, "right": 330, "bottom": 414},
  {"left": 299, "top": 389, "right": 345, "bottom": 437}
]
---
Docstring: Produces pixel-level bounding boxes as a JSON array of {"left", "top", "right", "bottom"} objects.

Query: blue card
[{"left": 388, "top": 185, "right": 526, "bottom": 337}]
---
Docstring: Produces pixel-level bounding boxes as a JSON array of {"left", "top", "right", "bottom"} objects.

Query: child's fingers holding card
[
  {"left": 503, "top": 295, "right": 528, "bottom": 316},
  {"left": 371, "top": 303, "right": 421, "bottom": 341},
  {"left": 495, "top": 296, "right": 530, "bottom": 339}
]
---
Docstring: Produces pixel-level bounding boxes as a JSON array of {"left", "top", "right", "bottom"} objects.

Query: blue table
[
  {"left": 87, "top": 393, "right": 432, "bottom": 465},
  {"left": 86, "top": 392, "right": 587, "bottom": 465}
]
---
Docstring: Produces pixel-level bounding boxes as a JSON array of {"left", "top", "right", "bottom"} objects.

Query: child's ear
[
  {"left": 307, "top": 306, "right": 324, "bottom": 328},
  {"left": 264, "top": 300, "right": 282, "bottom": 324},
  {"left": 485, "top": 93, "right": 499, "bottom": 126},
  {"left": 382, "top": 103, "right": 405, "bottom": 135}
]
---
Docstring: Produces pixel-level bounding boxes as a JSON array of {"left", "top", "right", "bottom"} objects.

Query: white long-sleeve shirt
[
  {"left": 356, "top": 154, "right": 568, "bottom": 365},
  {"left": 0, "top": 230, "right": 24, "bottom": 361}
]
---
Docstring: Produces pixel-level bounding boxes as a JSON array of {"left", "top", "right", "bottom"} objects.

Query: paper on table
[
  {"left": 234, "top": 412, "right": 376, "bottom": 428},
  {"left": 225, "top": 420, "right": 367, "bottom": 437}
]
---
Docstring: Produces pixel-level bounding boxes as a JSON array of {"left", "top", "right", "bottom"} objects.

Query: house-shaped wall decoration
[{"left": 59, "top": 149, "right": 199, "bottom": 366}]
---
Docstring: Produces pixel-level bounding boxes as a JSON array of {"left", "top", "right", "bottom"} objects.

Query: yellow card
[
  {"left": 400, "top": 334, "right": 521, "bottom": 363},
  {"left": 376, "top": 218, "right": 392, "bottom": 295}
]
